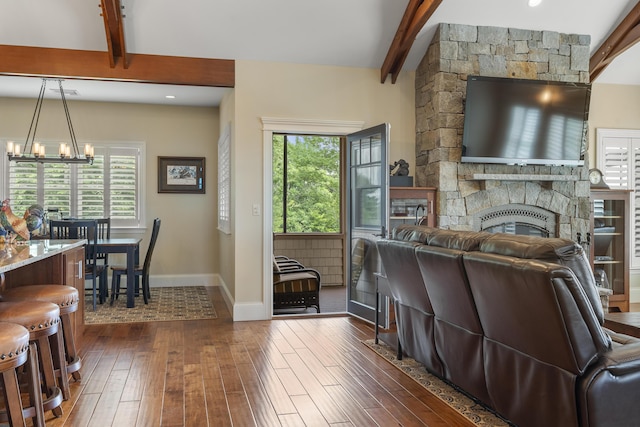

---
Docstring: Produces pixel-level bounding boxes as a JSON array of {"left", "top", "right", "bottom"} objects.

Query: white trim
[
  {"left": 261, "top": 117, "right": 364, "bottom": 134},
  {"left": 261, "top": 117, "right": 364, "bottom": 320}
]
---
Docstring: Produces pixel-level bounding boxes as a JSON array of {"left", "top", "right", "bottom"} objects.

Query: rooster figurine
[{"left": 0, "top": 199, "right": 30, "bottom": 241}]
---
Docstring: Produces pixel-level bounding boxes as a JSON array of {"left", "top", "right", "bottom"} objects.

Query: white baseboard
[
  {"left": 233, "top": 302, "right": 269, "bottom": 321},
  {"left": 212, "top": 276, "right": 269, "bottom": 321}
]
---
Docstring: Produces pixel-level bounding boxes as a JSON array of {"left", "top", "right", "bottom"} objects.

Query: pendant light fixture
[{"left": 7, "top": 78, "right": 94, "bottom": 165}]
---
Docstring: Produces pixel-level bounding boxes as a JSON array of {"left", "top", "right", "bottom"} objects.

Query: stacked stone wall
[{"left": 415, "top": 23, "right": 591, "bottom": 240}]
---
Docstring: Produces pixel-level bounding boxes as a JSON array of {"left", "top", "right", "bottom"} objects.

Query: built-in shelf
[{"left": 467, "top": 174, "right": 579, "bottom": 181}]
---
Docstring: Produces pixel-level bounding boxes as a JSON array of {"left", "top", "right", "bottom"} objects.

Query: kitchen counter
[{"left": 0, "top": 239, "right": 86, "bottom": 274}]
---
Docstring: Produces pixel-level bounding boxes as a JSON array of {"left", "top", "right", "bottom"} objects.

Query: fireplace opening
[
  {"left": 483, "top": 222, "right": 549, "bottom": 237},
  {"left": 473, "top": 204, "right": 557, "bottom": 238}
]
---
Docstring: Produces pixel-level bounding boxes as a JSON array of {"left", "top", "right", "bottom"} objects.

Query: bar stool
[
  {"left": 0, "top": 284, "right": 82, "bottom": 387},
  {"left": 0, "top": 301, "right": 65, "bottom": 418},
  {"left": 0, "top": 321, "right": 45, "bottom": 427}
]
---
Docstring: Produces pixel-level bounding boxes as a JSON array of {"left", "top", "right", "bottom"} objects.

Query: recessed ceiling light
[
  {"left": 165, "top": 95, "right": 176, "bottom": 99},
  {"left": 528, "top": 0, "right": 542, "bottom": 6}
]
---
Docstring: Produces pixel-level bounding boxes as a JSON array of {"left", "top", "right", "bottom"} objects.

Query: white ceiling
[{"left": 0, "top": 0, "right": 637, "bottom": 106}]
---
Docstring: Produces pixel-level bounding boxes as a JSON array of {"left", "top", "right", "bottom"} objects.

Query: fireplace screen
[{"left": 474, "top": 204, "right": 557, "bottom": 238}]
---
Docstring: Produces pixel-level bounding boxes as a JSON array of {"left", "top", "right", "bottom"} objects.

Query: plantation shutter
[
  {"left": 77, "top": 154, "right": 105, "bottom": 218},
  {"left": 108, "top": 146, "right": 139, "bottom": 226},
  {"left": 4, "top": 140, "right": 143, "bottom": 229},
  {"left": 598, "top": 131, "right": 640, "bottom": 265},
  {"left": 8, "top": 161, "right": 38, "bottom": 216},
  {"left": 43, "top": 163, "right": 71, "bottom": 218},
  {"left": 601, "top": 139, "right": 630, "bottom": 189}
]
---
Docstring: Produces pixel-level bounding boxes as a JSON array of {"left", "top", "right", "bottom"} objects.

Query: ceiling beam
[
  {"left": 0, "top": 45, "right": 235, "bottom": 87},
  {"left": 590, "top": 1, "right": 640, "bottom": 82},
  {"left": 381, "top": 0, "right": 442, "bottom": 84},
  {"left": 100, "top": 0, "right": 128, "bottom": 69}
]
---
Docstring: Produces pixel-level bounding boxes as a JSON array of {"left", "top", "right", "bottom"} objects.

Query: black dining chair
[
  {"left": 111, "top": 218, "right": 161, "bottom": 305},
  {"left": 95, "top": 218, "right": 111, "bottom": 300},
  {"left": 49, "top": 219, "right": 106, "bottom": 310}
]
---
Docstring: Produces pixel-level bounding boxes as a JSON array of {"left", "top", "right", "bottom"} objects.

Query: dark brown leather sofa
[{"left": 377, "top": 224, "right": 640, "bottom": 427}]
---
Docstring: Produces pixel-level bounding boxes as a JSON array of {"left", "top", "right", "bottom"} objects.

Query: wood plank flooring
[{"left": 41, "top": 287, "right": 474, "bottom": 427}]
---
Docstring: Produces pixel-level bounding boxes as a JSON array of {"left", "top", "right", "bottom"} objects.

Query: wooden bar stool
[
  {"left": 0, "top": 284, "right": 82, "bottom": 387},
  {"left": 0, "top": 301, "right": 65, "bottom": 419},
  {"left": 0, "top": 321, "right": 45, "bottom": 427}
]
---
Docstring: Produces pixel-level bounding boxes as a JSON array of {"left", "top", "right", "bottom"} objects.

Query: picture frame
[{"left": 158, "top": 156, "right": 206, "bottom": 194}]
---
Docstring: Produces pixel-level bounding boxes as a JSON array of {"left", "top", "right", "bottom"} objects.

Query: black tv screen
[{"left": 461, "top": 75, "right": 591, "bottom": 167}]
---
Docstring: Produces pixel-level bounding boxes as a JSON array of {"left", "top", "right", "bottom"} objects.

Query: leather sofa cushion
[{"left": 479, "top": 233, "right": 605, "bottom": 325}]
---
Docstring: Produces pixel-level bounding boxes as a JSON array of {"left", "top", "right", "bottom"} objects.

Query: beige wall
[
  {"left": 0, "top": 98, "right": 220, "bottom": 281},
  {"left": 230, "top": 60, "right": 416, "bottom": 317},
  {"left": 588, "top": 83, "right": 640, "bottom": 166}
]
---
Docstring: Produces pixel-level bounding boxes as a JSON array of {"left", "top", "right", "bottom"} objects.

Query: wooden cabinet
[
  {"left": 591, "top": 189, "right": 632, "bottom": 312},
  {"left": 63, "top": 245, "right": 85, "bottom": 343},
  {"left": 389, "top": 187, "right": 436, "bottom": 231}
]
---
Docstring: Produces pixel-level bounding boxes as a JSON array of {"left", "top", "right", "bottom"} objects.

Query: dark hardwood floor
[{"left": 42, "top": 287, "right": 474, "bottom": 427}]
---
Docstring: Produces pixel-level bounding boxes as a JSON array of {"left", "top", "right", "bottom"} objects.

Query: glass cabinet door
[{"left": 592, "top": 189, "right": 631, "bottom": 312}]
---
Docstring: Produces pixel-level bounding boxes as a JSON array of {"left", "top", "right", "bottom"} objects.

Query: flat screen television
[{"left": 461, "top": 75, "right": 591, "bottom": 167}]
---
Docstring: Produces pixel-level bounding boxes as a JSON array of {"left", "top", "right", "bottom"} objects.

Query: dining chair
[
  {"left": 49, "top": 219, "right": 105, "bottom": 310},
  {"left": 96, "top": 218, "right": 111, "bottom": 260},
  {"left": 111, "top": 218, "right": 161, "bottom": 305},
  {"left": 95, "top": 218, "right": 111, "bottom": 299}
]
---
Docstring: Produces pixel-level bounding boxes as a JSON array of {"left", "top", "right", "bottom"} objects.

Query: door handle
[{"left": 78, "top": 261, "right": 83, "bottom": 279}]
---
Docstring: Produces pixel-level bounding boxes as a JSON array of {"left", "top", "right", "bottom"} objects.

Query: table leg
[{"left": 126, "top": 246, "right": 135, "bottom": 308}]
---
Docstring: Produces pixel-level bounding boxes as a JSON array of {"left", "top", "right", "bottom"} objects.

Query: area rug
[
  {"left": 84, "top": 286, "right": 217, "bottom": 325},
  {"left": 363, "top": 339, "right": 512, "bottom": 427}
]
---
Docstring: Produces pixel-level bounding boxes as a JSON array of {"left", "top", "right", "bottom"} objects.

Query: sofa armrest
[
  {"left": 580, "top": 342, "right": 640, "bottom": 425},
  {"left": 597, "top": 286, "right": 612, "bottom": 313}
]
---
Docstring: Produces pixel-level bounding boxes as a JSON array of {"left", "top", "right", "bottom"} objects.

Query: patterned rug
[
  {"left": 85, "top": 286, "right": 217, "bottom": 324},
  {"left": 363, "top": 340, "right": 512, "bottom": 427}
]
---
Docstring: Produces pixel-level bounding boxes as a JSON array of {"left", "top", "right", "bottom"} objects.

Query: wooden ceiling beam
[
  {"left": 590, "top": 1, "right": 640, "bottom": 82},
  {"left": 0, "top": 45, "right": 235, "bottom": 87},
  {"left": 381, "top": 0, "right": 442, "bottom": 84},
  {"left": 100, "top": 0, "right": 128, "bottom": 69}
]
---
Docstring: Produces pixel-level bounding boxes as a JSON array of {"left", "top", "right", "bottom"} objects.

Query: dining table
[{"left": 96, "top": 238, "right": 142, "bottom": 308}]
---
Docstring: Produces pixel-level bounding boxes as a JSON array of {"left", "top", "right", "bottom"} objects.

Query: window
[
  {"left": 218, "top": 123, "right": 231, "bottom": 234},
  {"left": 272, "top": 133, "right": 342, "bottom": 233},
  {"left": 3, "top": 140, "right": 144, "bottom": 228},
  {"left": 597, "top": 129, "right": 640, "bottom": 266}
]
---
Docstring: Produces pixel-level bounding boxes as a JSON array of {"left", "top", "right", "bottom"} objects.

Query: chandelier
[{"left": 6, "top": 78, "right": 94, "bottom": 165}]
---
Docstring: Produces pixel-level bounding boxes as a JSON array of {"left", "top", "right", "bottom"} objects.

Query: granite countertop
[{"left": 0, "top": 239, "right": 86, "bottom": 274}]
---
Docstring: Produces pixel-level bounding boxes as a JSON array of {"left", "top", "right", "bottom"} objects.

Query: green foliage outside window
[{"left": 273, "top": 134, "right": 341, "bottom": 233}]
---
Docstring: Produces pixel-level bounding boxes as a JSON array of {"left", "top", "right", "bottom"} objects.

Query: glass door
[{"left": 346, "top": 124, "right": 389, "bottom": 322}]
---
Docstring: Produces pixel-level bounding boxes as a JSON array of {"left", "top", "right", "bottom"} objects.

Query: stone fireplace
[{"left": 414, "top": 24, "right": 591, "bottom": 240}]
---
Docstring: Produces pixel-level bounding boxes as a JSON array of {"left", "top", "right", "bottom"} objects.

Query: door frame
[{"left": 262, "top": 117, "right": 364, "bottom": 319}]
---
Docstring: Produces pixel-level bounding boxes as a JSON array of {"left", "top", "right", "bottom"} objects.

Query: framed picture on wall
[{"left": 158, "top": 156, "right": 206, "bottom": 194}]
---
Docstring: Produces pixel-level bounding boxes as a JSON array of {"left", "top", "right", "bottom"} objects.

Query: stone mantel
[{"left": 467, "top": 174, "right": 580, "bottom": 181}]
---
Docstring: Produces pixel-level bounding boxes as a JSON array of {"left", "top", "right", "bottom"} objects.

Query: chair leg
[
  {"left": 142, "top": 276, "right": 148, "bottom": 304},
  {"left": 92, "top": 276, "right": 97, "bottom": 311},
  {"left": 2, "top": 369, "right": 26, "bottom": 427},
  {"left": 26, "top": 342, "right": 46, "bottom": 427},
  {"left": 98, "top": 268, "right": 108, "bottom": 304},
  {"left": 110, "top": 272, "right": 117, "bottom": 305},
  {"left": 60, "top": 313, "right": 81, "bottom": 381}
]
